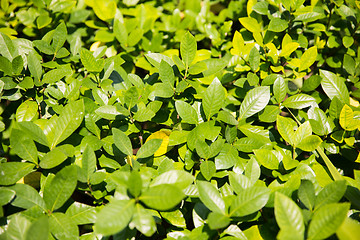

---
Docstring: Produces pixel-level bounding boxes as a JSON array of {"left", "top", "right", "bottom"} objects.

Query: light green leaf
[
  {"left": 65, "top": 202, "right": 97, "bottom": 225},
  {"left": 39, "top": 145, "right": 68, "bottom": 169},
  {"left": 277, "top": 115, "right": 296, "bottom": 146},
  {"left": 293, "top": 121, "right": 312, "bottom": 147},
  {"left": 299, "top": 46, "right": 317, "bottom": 71},
  {"left": 229, "top": 186, "right": 270, "bottom": 217},
  {"left": 51, "top": 100, "right": 85, "bottom": 148},
  {"left": 159, "top": 60, "right": 175, "bottom": 87},
  {"left": 10, "top": 129, "right": 38, "bottom": 164},
  {"left": 150, "top": 170, "right": 194, "bottom": 190},
  {"left": 80, "top": 48, "right": 104, "bottom": 72},
  {"left": 268, "top": 18, "right": 288, "bottom": 32},
  {"left": 8, "top": 183, "right": 46, "bottom": 210},
  {"left": 298, "top": 180, "right": 315, "bottom": 210},
  {"left": 80, "top": 145, "right": 97, "bottom": 182},
  {"left": 0, "top": 32, "right": 17, "bottom": 61},
  {"left": 95, "top": 199, "right": 135, "bottom": 236},
  {"left": 339, "top": 104, "right": 359, "bottom": 131},
  {"left": 249, "top": 46, "right": 260, "bottom": 71},
  {"left": 145, "top": 53, "right": 174, "bottom": 69},
  {"left": 308, "top": 203, "right": 350, "bottom": 240},
  {"left": 297, "top": 135, "right": 322, "bottom": 151},
  {"left": 273, "top": 76, "right": 286, "bottom": 103},
  {"left": 25, "top": 216, "right": 49, "bottom": 240},
  {"left": 217, "top": 110, "right": 238, "bottom": 125},
  {"left": 0, "top": 188, "right": 15, "bottom": 206},
  {"left": 27, "top": 50, "right": 42, "bottom": 82},
  {"left": 229, "top": 172, "right": 253, "bottom": 194},
  {"left": 49, "top": 212, "right": 79, "bottom": 240},
  {"left": 314, "top": 180, "right": 347, "bottom": 210},
  {"left": 95, "top": 105, "right": 122, "bottom": 120},
  {"left": 93, "top": 0, "right": 116, "bottom": 21},
  {"left": 180, "top": 31, "right": 197, "bottom": 68},
  {"left": 136, "top": 139, "right": 162, "bottom": 159},
  {"left": 112, "top": 128, "right": 133, "bottom": 156},
  {"left": 6, "top": 214, "right": 31, "bottom": 240},
  {"left": 130, "top": 204, "right": 156, "bottom": 237},
  {"left": 320, "top": 70, "right": 349, "bottom": 104},
  {"left": 141, "top": 184, "right": 185, "bottom": 211},
  {"left": 43, "top": 165, "right": 77, "bottom": 212},
  {"left": 239, "top": 86, "right": 270, "bottom": 121},
  {"left": 282, "top": 94, "right": 316, "bottom": 109},
  {"left": 336, "top": 217, "right": 360, "bottom": 240},
  {"left": 202, "top": 77, "right": 226, "bottom": 121},
  {"left": 52, "top": 22, "right": 67, "bottom": 54},
  {"left": 200, "top": 161, "right": 216, "bottom": 180},
  {"left": 197, "top": 181, "right": 225, "bottom": 214},
  {"left": 254, "top": 149, "right": 279, "bottom": 169},
  {"left": 0, "top": 162, "right": 34, "bottom": 186},
  {"left": 239, "top": 17, "right": 261, "bottom": 32},
  {"left": 175, "top": 100, "right": 199, "bottom": 124},
  {"left": 127, "top": 170, "right": 142, "bottom": 197},
  {"left": 113, "top": 18, "right": 127, "bottom": 45},
  {"left": 207, "top": 212, "right": 230, "bottom": 230},
  {"left": 275, "top": 192, "right": 305, "bottom": 239}
]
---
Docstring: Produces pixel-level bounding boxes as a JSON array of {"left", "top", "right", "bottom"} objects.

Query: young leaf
[
  {"left": 202, "top": 77, "right": 226, "bottom": 121},
  {"left": 15, "top": 100, "right": 38, "bottom": 122},
  {"left": 113, "top": 18, "right": 128, "bottom": 46},
  {"left": 27, "top": 50, "right": 42, "bottom": 82},
  {"left": 275, "top": 192, "right": 305, "bottom": 240},
  {"left": 197, "top": 181, "right": 225, "bottom": 214},
  {"left": 0, "top": 162, "right": 34, "bottom": 185},
  {"left": 276, "top": 115, "right": 296, "bottom": 146},
  {"left": 339, "top": 104, "right": 359, "bottom": 131},
  {"left": 282, "top": 94, "right": 316, "bottom": 109},
  {"left": 140, "top": 184, "right": 185, "bottom": 211},
  {"left": 268, "top": 18, "right": 288, "bottom": 32},
  {"left": 112, "top": 128, "right": 133, "bottom": 156},
  {"left": 299, "top": 46, "right": 317, "bottom": 71},
  {"left": 159, "top": 60, "right": 175, "bottom": 87},
  {"left": 175, "top": 100, "right": 198, "bottom": 124},
  {"left": 95, "top": 199, "right": 135, "bottom": 236},
  {"left": 239, "top": 17, "right": 261, "bottom": 32},
  {"left": 253, "top": 149, "right": 279, "bottom": 169},
  {"left": 308, "top": 203, "right": 350, "bottom": 240},
  {"left": 273, "top": 76, "right": 286, "bottom": 103},
  {"left": 229, "top": 186, "right": 270, "bottom": 217},
  {"left": 43, "top": 165, "right": 77, "bottom": 212},
  {"left": 297, "top": 135, "right": 322, "bottom": 151},
  {"left": 180, "top": 32, "right": 197, "bottom": 68},
  {"left": 249, "top": 47, "right": 260, "bottom": 71},
  {"left": 200, "top": 161, "right": 216, "bottom": 180},
  {"left": 320, "top": 70, "right": 349, "bottom": 104},
  {"left": 80, "top": 145, "right": 97, "bottom": 183},
  {"left": 239, "top": 86, "right": 270, "bottom": 121},
  {"left": 52, "top": 22, "right": 67, "bottom": 54}
]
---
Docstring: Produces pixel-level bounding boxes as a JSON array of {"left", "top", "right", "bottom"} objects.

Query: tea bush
[{"left": 0, "top": 0, "right": 360, "bottom": 239}]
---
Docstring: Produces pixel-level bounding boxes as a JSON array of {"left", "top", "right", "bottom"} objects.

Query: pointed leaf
[
  {"left": 282, "top": 94, "right": 316, "bottom": 109},
  {"left": 273, "top": 76, "right": 286, "bottom": 103},
  {"left": 112, "top": 128, "right": 133, "bottom": 156},
  {"left": 8, "top": 183, "right": 46, "bottom": 210},
  {"left": 202, "top": 78, "right": 226, "bottom": 121},
  {"left": 52, "top": 22, "right": 67, "bottom": 54},
  {"left": 239, "top": 86, "right": 270, "bottom": 120},
  {"left": 81, "top": 145, "right": 97, "bottom": 182},
  {"left": 10, "top": 129, "right": 38, "bottom": 164},
  {"left": 141, "top": 184, "right": 185, "bottom": 211},
  {"left": 136, "top": 139, "right": 162, "bottom": 159},
  {"left": 175, "top": 100, "right": 198, "bottom": 124},
  {"left": 49, "top": 212, "right": 79, "bottom": 240},
  {"left": 315, "top": 180, "right": 347, "bottom": 210},
  {"left": 65, "top": 202, "right": 97, "bottom": 225},
  {"left": 25, "top": 216, "right": 49, "bottom": 240},
  {"left": 200, "top": 161, "right": 216, "bottom": 180},
  {"left": 150, "top": 170, "right": 194, "bottom": 190},
  {"left": 320, "top": 70, "right": 349, "bottom": 104},
  {"left": 0, "top": 162, "right": 34, "bottom": 186},
  {"left": 130, "top": 204, "right": 156, "bottom": 237},
  {"left": 298, "top": 180, "right": 315, "bottom": 210},
  {"left": 197, "top": 181, "right": 225, "bottom": 214},
  {"left": 180, "top": 32, "right": 197, "bottom": 68},
  {"left": 297, "top": 135, "right": 322, "bottom": 151},
  {"left": 28, "top": 50, "right": 42, "bottom": 82},
  {"left": 299, "top": 46, "right": 317, "bottom": 71}
]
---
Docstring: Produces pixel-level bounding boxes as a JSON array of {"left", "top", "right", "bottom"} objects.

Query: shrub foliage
[{"left": 0, "top": 0, "right": 360, "bottom": 239}]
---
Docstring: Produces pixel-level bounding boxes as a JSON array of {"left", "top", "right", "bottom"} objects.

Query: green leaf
[
  {"left": 339, "top": 104, "right": 359, "bottom": 131},
  {"left": 95, "top": 105, "right": 122, "bottom": 120},
  {"left": 10, "top": 128, "right": 38, "bottom": 164},
  {"left": 150, "top": 170, "right": 194, "bottom": 190},
  {"left": 52, "top": 22, "right": 67, "bottom": 54},
  {"left": 275, "top": 192, "right": 305, "bottom": 239},
  {"left": 159, "top": 60, "right": 175, "bottom": 87},
  {"left": 80, "top": 48, "right": 104, "bottom": 72},
  {"left": 27, "top": 50, "right": 42, "bottom": 82},
  {"left": 229, "top": 186, "right": 270, "bottom": 217},
  {"left": 0, "top": 56, "right": 12, "bottom": 75},
  {"left": 268, "top": 18, "right": 288, "bottom": 32},
  {"left": 25, "top": 216, "right": 49, "bottom": 240},
  {"left": 130, "top": 204, "right": 156, "bottom": 237},
  {"left": 277, "top": 115, "right": 296, "bottom": 146},
  {"left": 320, "top": 70, "right": 349, "bottom": 104},
  {"left": 0, "top": 188, "right": 15, "bottom": 206},
  {"left": 239, "top": 17, "right": 261, "bottom": 32},
  {"left": 51, "top": 100, "right": 85, "bottom": 148},
  {"left": 0, "top": 162, "right": 34, "bottom": 186},
  {"left": 43, "top": 165, "right": 77, "bottom": 212},
  {"left": 200, "top": 161, "right": 216, "bottom": 180},
  {"left": 175, "top": 100, "right": 199, "bottom": 124},
  {"left": 254, "top": 149, "right": 279, "bottom": 169},
  {"left": 314, "top": 180, "right": 347, "bottom": 210},
  {"left": 308, "top": 203, "right": 350, "bottom": 240},
  {"left": 299, "top": 46, "right": 317, "bottom": 71},
  {"left": 297, "top": 135, "right": 322, "bottom": 151},
  {"left": 259, "top": 105, "right": 281, "bottom": 122},
  {"left": 293, "top": 121, "right": 312, "bottom": 147},
  {"left": 249, "top": 46, "right": 260, "bottom": 71},
  {"left": 239, "top": 86, "right": 270, "bottom": 121},
  {"left": 8, "top": 183, "right": 46, "bottom": 212},
  {"left": 80, "top": 145, "right": 96, "bottom": 183},
  {"left": 49, "top": 212, "right": 79, "bottom": 240},
  {"left": 93, "top": 0, "right": 116, "bottom": 21},
  {"left": 298, "top": 180, "right": 315, "bottom": 210},
  {"left": 141, "top": 184, "right": 185, "bottom": 211},
  {"left": 180, "top": 32, "right": 197, "bottom": 68},
  {"left": 95, "top": 199, "right": 135, "bottom": 236},
  {"left": 336, "top": 217, "right": 360, "bottom": 240},
  {"left": 40, "top": 144, "right": 73, "bottom": 169},
  {"left": 282, "top": 94, "right": 316, "bottom": 109},
  {"left": 127, "top": 170, "right": 142, "bottom": 198},
  {"left": 217, "top": 110, "right": 238, "bottom": 125},
  {"left": 112, "top": 128, "right": 133, "bottom": 156},
  {"left": 229, "top": 172, "right": 253, "bottom": 194},
  {"left": 18, "top": 121, "right": 49, "bottom": 146},
  {"left": 273, "top": 76, "right": 286, "bottom": 103},
  {"left": 207, "top": 212, "right": 230, "bottom": 230},
  {"left": 6, "top": 214, "right": 31, "bottom": 240},
  {"left": 136, "top": 139, "right": 162, "bottom": 159},
  {"left": 145, "top": 53, "right": 174, "bottom": 69},
  {"left": 42, "top": 67, "right": 73, "bottom": 84},
  {"left": 65, "top": 202, "right": 97, "bottom": 225},
  {"left": 113, "top": 18, "right": 127, "bottom": 45},
  {"left": 202, "top": 78, "right": 226, "bottom": 121},
  {"left": 197, "top": 181, "right": 225, "bottom": 214},
  {"left": 0, "top": 32, "right": 17, "bottom": 61},
  {"left": 12, "top": 55, "right": 23, "bottom": 75}
]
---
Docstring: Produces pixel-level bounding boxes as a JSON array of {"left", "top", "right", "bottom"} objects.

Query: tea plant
[{"left": 0, "top": 0, "right": 360, "bottom": 239}]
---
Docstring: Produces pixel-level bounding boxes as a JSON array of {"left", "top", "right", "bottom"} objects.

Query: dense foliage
[{"left": 1, "top": 0, "right": 360, "bottom": 239}]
